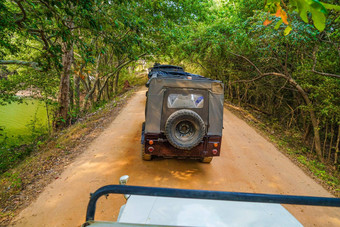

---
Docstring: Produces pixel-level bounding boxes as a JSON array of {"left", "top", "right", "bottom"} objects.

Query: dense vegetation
[
  {"left": 171, "top": 0, "right": 340, "bottom": 166},
  {"left": 0, "top": 0, "right": 208, "bottom": 172},
  {"left": 0, "top": 0, "right": 339, "bottom": 174}
]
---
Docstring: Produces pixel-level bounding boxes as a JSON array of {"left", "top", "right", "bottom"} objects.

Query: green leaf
[
  {"left": 321, "top": 2, "right": 340, "bottom": 11},
  {"left": 284, "top": 25, "right": 292, "bottom": 35},
  {"left": 274, "top": 19, "right": 283, "bottom": 30},
  {"left": 295, "top": 0, "right": 309, "bottom": 23},
  {"left": 310, "top": 6, "right": 326, "bottom": 31},
  {"left": 308, "top": 0, "right": 328, "bottom": 14}
]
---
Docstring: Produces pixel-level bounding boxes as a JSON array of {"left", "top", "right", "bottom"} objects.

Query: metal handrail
[{"left": 85, "top": 184, "right": 340, "bottom": 221}]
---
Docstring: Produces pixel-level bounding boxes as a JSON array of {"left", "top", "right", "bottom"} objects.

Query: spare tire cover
[{"left": 165, "top": 109, "right": 206, "bottom": 150}]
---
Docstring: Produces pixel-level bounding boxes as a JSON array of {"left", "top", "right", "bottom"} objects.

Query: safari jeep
[{"left": 141, "top": 64, "right": 224, "bottom": 163}]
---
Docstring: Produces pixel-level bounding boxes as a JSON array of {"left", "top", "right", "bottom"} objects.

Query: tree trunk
[
  {"left": 74, "top": 72, "right": 80, "bottom": 114},
  {"left": 106, "top": 82, "right": 110, "bottom": 100},
  {"left": 55, "top": 41, "right": 73, "bottom": 129},
  {"left": 44, "top": 94, "right": 51, "bottom": 134},
  {"left": 334, "top": 125, "right": 340, "bottom": 165},
  {"left": 287, "top": 77, "right": 322, "bottom": 160},
  {"left": 96, "top": 79, "right": 101, "bottom": 102},
  {"left": 110, "top": 77, "right": 114, "bottom": 98},
  {"left": 69, "top": 78, "right": 74, "bottom": 110},
  {"left": 115, "top": 70, "right": 120, "bottom": 95},
  {"left": 328, "top": 124, "right": 334, "bottom": 161},
  {"left": 323, "top": 123, "right": 328, "bottom": 157},
  {"left": 74, "top": 63, "right": 83, "bottom": 115},
  {"left": 236, "top": 84, "right": 240, "bottom": 106},
  {"left": 228, "top": 80, "right": 233, "bottom": 100},
  {"left": 303, "top": 123, "right": 311, "bottom": 145},
  {"left": 82, "top": 78, "right": 99, "bottom": 112}
]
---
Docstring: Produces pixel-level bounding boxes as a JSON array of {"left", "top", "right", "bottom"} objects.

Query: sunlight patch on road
[{"left": 170, "top": 169, "right": 198, "bottom": 180}]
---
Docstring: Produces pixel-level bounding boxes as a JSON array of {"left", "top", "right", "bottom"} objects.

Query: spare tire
[{"left": 165, "top": 109, "right": 205, "bottom": 150}]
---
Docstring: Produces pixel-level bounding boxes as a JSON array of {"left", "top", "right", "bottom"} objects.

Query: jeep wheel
[
  {"left": 165, "top": 109, "right": 205, "bottom": 150},
  {"left": 200, "top": 157, "right": 213, "bottom": 163},
  {"left": 141, "top": 144, "right": 151, "bottom": 161}
]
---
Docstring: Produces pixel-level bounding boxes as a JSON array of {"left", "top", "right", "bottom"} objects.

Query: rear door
[{"left": 160, "top": 88, "right": 209, "bottom": 132}]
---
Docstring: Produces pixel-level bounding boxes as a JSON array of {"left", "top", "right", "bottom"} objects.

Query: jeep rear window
[{"left": 167, "top": 94, "right": 204, "bottom": 108}]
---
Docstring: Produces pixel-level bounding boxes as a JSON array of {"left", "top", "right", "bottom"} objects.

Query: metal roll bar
[{"left": 85, "top": 184, "right": 340, "bottom": 221}]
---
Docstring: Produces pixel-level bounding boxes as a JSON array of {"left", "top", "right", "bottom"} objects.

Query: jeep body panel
[{"left": 143, "top": 134, "right": 221, "bottom": 157}]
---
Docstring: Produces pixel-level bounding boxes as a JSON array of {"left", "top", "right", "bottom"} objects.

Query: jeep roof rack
[
  {"left": 146, "top": 70, "right": 214, "bottom": 87},
  {"left": 148, "top": 64, "right": 185, "bottom": 78},
  {"left": 151, "top": 70, "right": 206, "bottom": 79},
  {"left": 152, "top": 64, "right": 184, "bottom": 71}
]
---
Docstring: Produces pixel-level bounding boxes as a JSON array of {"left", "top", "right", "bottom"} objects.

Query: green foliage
[
  {"left": 298, "top": 155, "right": 339, "bottom": 187},
  {"left": 264, "top": 0, "right": 340, "bottom": 33},
  {"left": 0, "top": 140, "right": 32, "bottom": 174},
  {"left": 168, "top": 0, "right": 339, "bottom": 165},
  {"left": 1, "top": 0, "right": 210, "bottom": 172},
  {"left": 1, "top": 172, "right": 22, "bottom": 190},
  {"left": 0, "top": 111, "right": 48, "bottom": 173}
]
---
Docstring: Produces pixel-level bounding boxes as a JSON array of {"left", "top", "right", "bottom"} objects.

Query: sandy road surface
[{"left": 12, "top": 88, "right": 340, "bottom": 226}]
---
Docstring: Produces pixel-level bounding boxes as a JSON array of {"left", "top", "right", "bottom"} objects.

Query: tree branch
[
  {"left": 193, "top": 60, "right": 212, "bottom": 77},
  {"left": 27, "top": 29, "right": 50, "bottom": 49},
  {"left": 14, "top": 0, "right": 27, "bottom": 25},
  {"left": 228, "top": 52, "right": 290, "bottom": 83},
  {"left": 311, "top": 70, "right": 340, "bottom": 79},
  {"left": 233, "top": 74, "right": 269, "bottom": 83},
  {"left": 228, "top": 51, "right": 263, "bottom": 75},
  {"left": 0, "top": 60, "right": 42, "bottom": 71},
  {"left": 12, "top": 1, "right": 52, "bottom": 53},
  {"left": 38, "top": 0, "right": 68, "bottom": 28},
  {"left": 230, "top": 53, "right": 323, "bottom": 159}
]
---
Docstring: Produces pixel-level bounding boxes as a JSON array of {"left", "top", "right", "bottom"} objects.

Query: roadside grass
[
  {"left": 0, "top": 87, "right": 138, "bottom": 225},
  {"left": 268, "top": 131, "right": 340, "bottom": 193},
  {"left": 296, "top": 155, "right": 339, "bottom": 189},
  {"left": 0, "top": 130, "right": 49, "bottom": 175},
  {"left": 225, "top": 102, "right": 340, "bottom": 197}
]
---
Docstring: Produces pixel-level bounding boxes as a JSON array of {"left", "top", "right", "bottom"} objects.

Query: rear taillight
[
  {"left": 212, "top": 149, "right": 218, "bottom": 155},
  {"left": 148, "top": 147, "right": 154, "bottom": 152}
]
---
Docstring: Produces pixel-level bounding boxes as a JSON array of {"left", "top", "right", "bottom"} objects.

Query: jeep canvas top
[{"left": 147, "top": 64, "right": 184, "bottom": 78}]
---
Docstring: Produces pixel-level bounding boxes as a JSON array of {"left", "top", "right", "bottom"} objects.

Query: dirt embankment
[{"left": 5, "top": 88, "right": 340, "bottom": 226}]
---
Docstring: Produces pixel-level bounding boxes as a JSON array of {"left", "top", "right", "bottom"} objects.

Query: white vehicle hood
[{"left": 117, "top": 195, "right": 302, "bottom": 227}]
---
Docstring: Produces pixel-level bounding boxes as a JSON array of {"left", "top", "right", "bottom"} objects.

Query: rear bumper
[{"left": 142, "top": 133, "right": 221, "bottom": 158}]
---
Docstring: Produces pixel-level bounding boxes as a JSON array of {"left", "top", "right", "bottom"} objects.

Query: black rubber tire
[
  {"left": 141, "top": 144, "right": 151, "bottom": 161},
  {"left": 165, "top": 109, "right": 205, "bottom": 150}
]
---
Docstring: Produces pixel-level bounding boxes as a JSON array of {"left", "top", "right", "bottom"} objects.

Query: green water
[{"left": 0, "top": 99, "right": 50, "bottom": 144}]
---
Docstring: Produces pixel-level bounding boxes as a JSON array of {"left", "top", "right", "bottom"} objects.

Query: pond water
[{"left": 0, "top": 99, "right": 51, "bottom": 144}]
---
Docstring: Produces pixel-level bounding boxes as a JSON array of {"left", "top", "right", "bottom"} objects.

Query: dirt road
[{"left": 12, "top": 88, "right": 340, "bottom": 226}]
